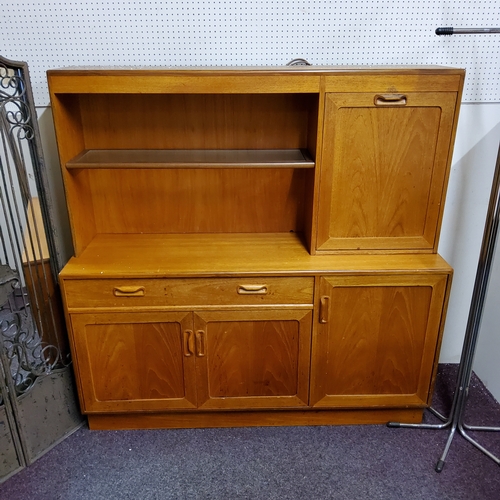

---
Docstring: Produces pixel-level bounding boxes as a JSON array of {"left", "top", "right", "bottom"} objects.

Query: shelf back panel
[
  {"left": 79, "top": 93, "right": 318, "bottom": 151},
  {"left": 86, "top": 168, "right": 309, "bottom": 235}
]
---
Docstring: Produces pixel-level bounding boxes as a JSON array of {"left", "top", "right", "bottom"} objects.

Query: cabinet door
[
  {"left": 316, "top": 92, "right": 457, "bottom": 252},
  {"left": 193, "top": 309, "right": 312, "bottom": 409},
  {"left": 70, "top": 312, "right": 197, "bottom": 412},
  {"left": 310, "top": 274, "right": 449, "bottom": 408}
]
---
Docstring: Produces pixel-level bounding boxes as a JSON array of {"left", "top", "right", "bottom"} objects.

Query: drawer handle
[
  {"left": 113, "top": 286, "right": 145, "bottom": 297},
  {"left": 183, "top": 330, "right": 194, "bottom": 357},
  {"left": 237, "top": 284, "right": 268, "bottom": 295},
  {"left": 196, "top": 330, "right": 205, "bottom": 357},
  {"left": 374, "top": 94, "right": 407, "bottom": 106}
]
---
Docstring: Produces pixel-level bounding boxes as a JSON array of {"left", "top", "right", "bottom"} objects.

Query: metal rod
[
  {"left": 388, "top": 26, "right": 500, "bottom": 472},
  {"left": 389, "top": 138, "right": 500, "bottom": 472},
  {"left": 436, "top": 27, "right": 500, "bottom": 35}
]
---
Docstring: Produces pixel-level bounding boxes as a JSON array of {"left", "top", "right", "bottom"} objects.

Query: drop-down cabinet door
[
  {"left": 310, "top": 274, "right": 450, "bottom": 409},
  {"left": 70, "top": 311, "right": 197, "bottom": 413},
  {"left": 316, "top": 92, "right": 458, "bottom": 253}
]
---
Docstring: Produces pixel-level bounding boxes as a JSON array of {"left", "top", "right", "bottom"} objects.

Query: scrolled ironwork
[
  {"left": 0, "top": 267, "right": 60, "bottom": 395},
  {"left": 0, "top": 62, "right": 33, "bottom": 139},
  {"left": 0, "top": 55, "right": 82, "bottom": 479},
  {"left": 1, "top": 55, "right": 68, "bottom": 394},
  {"left": 0, "top": 63, "right": 25, "bottom": 100}
]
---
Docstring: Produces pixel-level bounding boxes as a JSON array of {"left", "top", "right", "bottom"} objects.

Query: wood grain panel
[
  {"left": 63, "top": 277, "right": 314, "bottom": 310},
  {"left": 87, "top": 408, "right": 425, "bottom": 430},
  {"left": 326, "top": 286, "right": 432, "bottom": 395},
  {"left": 323, "top": 73, "right": 464, "bottom": 93},
  {"left": 194, "top": 309, "right": 312, "bottom": 409},
  {"left": 49, "top": 94, "right": 96, "bottom": 255},
  {"left": 88, "top": 323, "right": 185, "bottom": 400},
  {"left": 329, "top": 107, "right": 439, "bottom": 237},
  {"left": 79, "top": 94, "right": 316, "bottom": 150},
  {"left": 310, "top": 274, "right": 449, "bottom": 408},
  {"left": 47, "top": 72, "right": 321, "bottom": 94},
  {"left": 70, "top": 312, "right": 196, "bottom": 412},
  {"left": 206, "top": 320, "right": 300, "bottom": 397},
  {"left": 58, "top": 233, "right": 454, "bottom": 279},
  {"left": 316, "top": 92, "right": 458, "bottom": 252},
  {"left": 87, "top": 168, "right": 307, "bottom": 234}
]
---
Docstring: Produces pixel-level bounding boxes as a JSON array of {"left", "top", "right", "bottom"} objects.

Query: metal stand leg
[{"left": 388, "top": 139, "right": 500, "bottom": 472}]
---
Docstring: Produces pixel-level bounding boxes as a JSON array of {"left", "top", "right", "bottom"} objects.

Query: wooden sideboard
[{"left": 48, "top": 66, "right": 464, "bottom": 430}]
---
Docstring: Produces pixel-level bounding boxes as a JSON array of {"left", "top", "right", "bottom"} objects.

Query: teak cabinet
[{"left": 48, "top": 66, "right": 464, "bottom": 430}]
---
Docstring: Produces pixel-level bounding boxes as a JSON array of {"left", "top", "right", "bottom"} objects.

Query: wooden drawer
[{"left": 63, "top": 277, "right": 314, "bottom": 309}]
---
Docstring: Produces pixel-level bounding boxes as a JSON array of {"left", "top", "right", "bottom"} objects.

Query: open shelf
[{"left": 66, "top": 149, "right": 315, "bottom": 169}]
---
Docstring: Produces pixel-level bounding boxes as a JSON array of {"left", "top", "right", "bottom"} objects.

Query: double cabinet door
[{"left": 70, "top": 308, "right": 313, "bottom": 413}]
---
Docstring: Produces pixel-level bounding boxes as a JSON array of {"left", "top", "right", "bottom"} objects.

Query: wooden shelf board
[
  {"left": 60, "top": 233, "right": 453, "bottom": 278},
  {"left": 66, "top": 149, "right": 315, "bottom": 169}
]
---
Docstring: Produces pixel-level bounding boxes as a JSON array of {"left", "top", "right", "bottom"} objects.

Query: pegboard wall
[{"left": 2, "top": 0, "right": 500, "bottom": 105}]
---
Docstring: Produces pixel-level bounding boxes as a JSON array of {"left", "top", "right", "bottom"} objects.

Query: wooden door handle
[
  {"left": 319, "top": 296, "right": 330, "bottom": 324},
  {"left": 183, "top": 330, "right": 194, "bottom": 357},
  {"left": 195, "top": 330, "right": 205, "bottom": 357},
  {"left": 237, "top": 284, "right": 268, "bottom": 295},
  {"left": 113, "top": 286, "right": 145, "bottom": 297},
  {"left": 374, "top": 94, "right": 407, "bottom": 106}
]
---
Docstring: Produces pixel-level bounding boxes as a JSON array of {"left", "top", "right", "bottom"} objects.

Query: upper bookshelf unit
[{"left": 48, "top": 67, "right": 464, "bottom": 256}]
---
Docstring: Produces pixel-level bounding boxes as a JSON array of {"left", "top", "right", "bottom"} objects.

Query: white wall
[
  {"left": 474, "top": 234, "right": 500, "bottom": 402},
  {"left": 36, "top": 107, "right": 74, "bottom": 265},
  {"left": 438, "top": 103, "right": 500, "bottom": 400}
]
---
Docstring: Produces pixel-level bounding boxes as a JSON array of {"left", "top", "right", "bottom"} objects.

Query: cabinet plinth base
[{"left": 87, "top": 408, "right": 424, "bottom": 431}]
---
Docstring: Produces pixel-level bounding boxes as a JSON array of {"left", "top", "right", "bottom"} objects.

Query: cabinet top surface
[
  {"left": 47, "top": 65, "right": 465, "bottom": 77},
  {"left": 60, "top": 234, "right": 453, "bottom": 279},
  {"left": 47, "top": 65, "right": 465, "bottom": 95}
]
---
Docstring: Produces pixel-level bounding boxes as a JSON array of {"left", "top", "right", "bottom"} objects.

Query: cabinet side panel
[
  {"left": 49, "top": 93, "right": 96, "bottom": 255},
  {"left": 303, "top": 91, "right": 323, "bottom": 253}
]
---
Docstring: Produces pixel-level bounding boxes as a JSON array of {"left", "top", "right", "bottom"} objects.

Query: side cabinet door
[
  {"left": 316, "top": 92, "right": 458, "bottom": 252},
  {"left": 310, "top": 274, "right": 449, "bottom": 408},
  {"left": 69, "top": 311, "right": 197, "bottom": 413},
  {"left": 193, "top": 309, "right": 313, "bottom": 409}
]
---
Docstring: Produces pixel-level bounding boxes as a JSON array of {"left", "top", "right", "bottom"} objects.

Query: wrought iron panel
[{"left": 0, "top": 55, "right": 82, "bottom": 483}]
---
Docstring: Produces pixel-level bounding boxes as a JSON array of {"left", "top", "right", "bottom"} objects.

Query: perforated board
[{"left": 2, "top": 1, "right": 500, "bottom": 105}]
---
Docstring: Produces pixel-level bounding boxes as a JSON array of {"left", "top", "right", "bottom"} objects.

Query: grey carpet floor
[{"left": 1, "top": 365, "right": 499, "bottom": 500}]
